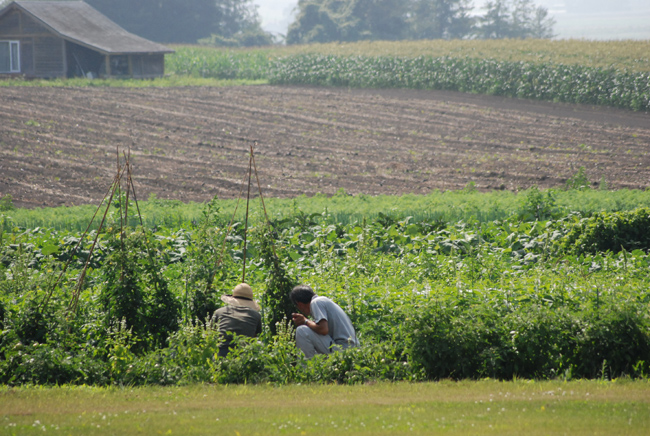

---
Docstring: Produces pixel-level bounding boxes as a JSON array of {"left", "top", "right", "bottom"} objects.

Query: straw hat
[{"left": 221, "top": 283, "right": 260, "bottom": 311}]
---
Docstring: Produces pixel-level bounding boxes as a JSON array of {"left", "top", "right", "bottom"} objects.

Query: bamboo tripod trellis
[
  {"left": 205, "top": 141, "right": 279, "bottom": 292},
  {"left": 39, "top": 142, "right": 280, "bottom": 317}
]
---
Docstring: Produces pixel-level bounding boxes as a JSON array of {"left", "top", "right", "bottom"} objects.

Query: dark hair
[{"left": 290, "top": 285, "right": 315, "bottom": 304}]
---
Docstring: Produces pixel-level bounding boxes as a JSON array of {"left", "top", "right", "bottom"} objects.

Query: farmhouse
[{"left": 0, "top": 1, "right": 173, "bottom": 79}]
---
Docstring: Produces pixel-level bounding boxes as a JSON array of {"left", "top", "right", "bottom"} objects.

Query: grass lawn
[{"left": 1, "top": 380, "right": 649, "bottom": 435}]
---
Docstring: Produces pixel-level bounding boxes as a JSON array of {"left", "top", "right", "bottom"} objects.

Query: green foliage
[
  {"left": 179, "top": 198, "right": 231, "bottom": 323},
  {"left": 571, "top": 305, "right": 650, "bottom": 379},
  {"left": 476, "top": 0, "right": 555, "bottom": 39},
  {"left": 565, "top": 166, "right": 591, "bottom": 191},
  {"left": 9, "top": 188, "right": 650, "bottom": 232},
  {"left": 2, "top": 194, "right": 650, "bottom": 385},
  {"left": 0, "top": 194, "right": 14, "bottom": 212},
  {"left": 560, "top": 208, "right": 650, "bottom": 254},
  {"left": 13, "top": 300, "right": 48, "bottom": 345},
  {"left": 3, "top": 41, "right": 648, "bottom": 111},
  {"left": 268, "top": 54, "right": 650, "bottom": 112},
  {"left": 257, "top": 227, "right": 297, "bottom": 335},
  {"left": 86, "top": 0, "right": 272, "bottom": 45},
  {"left": 287, "top": 0, "right": 553, "bottom": 44},
  {"left": 408, "top": 0, "right": 474, "bottom": 40},
  {"left": 287, "top": 0, "right": 411, "bottom": 44},
  {"left": 99, "top": 228, "right": 180, "bottom": 348},
  {"left": 166, "top": 46, "right": 270, "bottom": 79},
  {"left": 405, "top": 299, "right": 650, "bottom": 380},
  {"left": 518, "top": 186, "right": 558, "bottom": 221}
]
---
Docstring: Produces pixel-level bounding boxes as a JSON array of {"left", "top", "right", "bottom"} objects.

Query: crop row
[
  {"left": 169, "top": 40, "right": 650, "bottom": 73},
  {"left": 163, "top": 46, "right": 650, "bottom": 111},
  {"left": 268, "top": 54, "right": 650, "bottom": 111}
]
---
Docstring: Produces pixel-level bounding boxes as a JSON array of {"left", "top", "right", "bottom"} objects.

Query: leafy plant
[
  {"left": 258, "top": 227, "right": 297, "bottom": 335},
  {"left": 99, "top": 228, "right": 180, "bottom": 349},
  {"left": 0, "top": 194, "right": 14, "bottom": 211},
  {"left": 560, "top": 207, "right": 650, "bottom": 254},
  {"left": 519, "top": 186, "right": 558, "bottom": 220},
  {"left": 565, "top": 166, "right": 591, "bottom": 191}
]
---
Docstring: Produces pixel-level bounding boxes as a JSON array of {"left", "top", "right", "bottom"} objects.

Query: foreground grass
[{"left": 1, "top": 381, "right": 649, "bottom": 435}]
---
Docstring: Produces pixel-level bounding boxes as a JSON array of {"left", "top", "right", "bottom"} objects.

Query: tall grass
[{"left": 4, "top": 189, "right": 650, "bottom": 231}]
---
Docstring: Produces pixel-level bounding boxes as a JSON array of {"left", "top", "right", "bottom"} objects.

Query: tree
[
  {"left": 287, "top": 0, "right": 409, "bottom": 44},
  {"left": 406, "top": 0, "right": 474, "bottom": 40},
  {"left": 475, "top": 0, "right": 555, "bottom": 39},
  {"left": 286, "top": 1, "right": 340, "bottom": 44},
  {"left": 287, "top": 0, "right": 555, "bottom": 44},
  {"left": 526, "top": 5, "right": 556, "bottom": 39},
  {"left": 86, "top": 0, "right": 272, "bottom": 45},
  {"left": 475, "top": 0, "right": 512, "bottom": 39}
]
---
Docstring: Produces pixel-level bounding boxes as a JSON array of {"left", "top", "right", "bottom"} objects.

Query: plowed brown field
[{"left": 1, "top": 85, "right": 648, "bottom": 208}]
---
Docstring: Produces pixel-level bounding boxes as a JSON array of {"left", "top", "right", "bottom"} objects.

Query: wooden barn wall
[
  {"left": 21, "top": 11, "right": 48, "bottom": 34},
  {"left": 141, "top": 54, "right": 164, "bottom": 78},
  {"left": 0, "top": 8, "right": 65, "bottom": 77},
  {"left": 34, "top": 36, "right": 64, "bottom": 77},
  {"left": 0, "top": 9, "right": 20, "bottom": 35}
]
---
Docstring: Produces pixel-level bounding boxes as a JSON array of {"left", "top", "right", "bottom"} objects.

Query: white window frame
[{"left": 0, "top": 40, "right": 20, "bottom": 73}]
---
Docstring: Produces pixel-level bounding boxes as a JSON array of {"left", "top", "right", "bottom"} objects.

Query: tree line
[
  {"left": 287, "top": 0, "right": 556, "bottom": 44},
  {"left": 86, "top": 0, "right": 555, "bottom": 46},
  {"left": 85, "top": 0, "right": 274, "bottom": 46},
  {"left": 5, "top": 0, "right": 555, "bottom": 46}
]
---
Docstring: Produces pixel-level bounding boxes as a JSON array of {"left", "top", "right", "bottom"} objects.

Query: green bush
[
  {"left": 0, "top": 195, "right": 14, "bottom": 212},
  {"left": 505, "top": 307, "right": 578, "bottom": 378},
  {"left": 560, "top": 208, "right": 650, "bottom": 254},
  {"left": 404, "top": 300, "right": 650, "bottom": 380},
  {"left": 571, "top": 306, "right": 650, "bottom": 379}
]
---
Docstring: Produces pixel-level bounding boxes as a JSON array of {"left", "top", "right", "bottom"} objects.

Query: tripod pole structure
[{"left": 241, "top": 149, "right": 254, "bottom": 283}]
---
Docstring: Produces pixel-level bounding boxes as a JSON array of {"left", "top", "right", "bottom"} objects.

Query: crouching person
[
  {"left": 212, "top": 283, "right": 262, "bottom": 357},
  {"left": 290, "top": 284, "right": 359, "bottom": 358}
]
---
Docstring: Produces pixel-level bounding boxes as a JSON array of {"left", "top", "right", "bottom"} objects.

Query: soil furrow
[{"left": 1, "top": 85, "right": 648, "bottom": 208}]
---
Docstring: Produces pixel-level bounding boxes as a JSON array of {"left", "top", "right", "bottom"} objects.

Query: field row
[{"left": 163, "top": 43, "right": 650, "bottom": 111}]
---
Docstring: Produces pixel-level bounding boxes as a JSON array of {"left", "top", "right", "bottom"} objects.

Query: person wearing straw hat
[
  {"left": 290, "top": 284, "right": 359, "bottom": 359},
  {"left": 212, "top": 283, "right": 262, "bottom": 357}
]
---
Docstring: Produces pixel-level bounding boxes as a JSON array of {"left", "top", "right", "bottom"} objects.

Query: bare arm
[
  {"left": 306, "top": 318, "right": 329, "bottom": 336},
  {"left": 293, "top": 313, "right": 329, "bottom": 336}
]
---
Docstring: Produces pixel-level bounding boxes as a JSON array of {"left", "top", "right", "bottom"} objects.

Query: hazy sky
[
  {"left": 253, "top": 0, "right": 296, "bottom": 36},
  {"left": 250, "top": 0, "right": 502, "bottom": 36},
  {"left": 252, "top": 0, "right": 650, "bottom": 40}
]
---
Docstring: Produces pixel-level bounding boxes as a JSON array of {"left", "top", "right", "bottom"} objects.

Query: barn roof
[{"left": 1, "top": 1, "right": 173, "bottom": 55}]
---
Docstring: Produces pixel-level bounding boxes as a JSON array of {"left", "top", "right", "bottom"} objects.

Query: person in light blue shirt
[{"left": 290, "top": 284, "right": 359, "bottom": 358}]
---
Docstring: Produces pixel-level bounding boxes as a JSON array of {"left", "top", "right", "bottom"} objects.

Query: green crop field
[
  {"left": 2, "top": 39, "right": 649, "bottom": 110},
  {"left": 167, "top": 39, "right": 650, "bottom": 73},
  {"left": 1, "top": 184, "right": 650, "bottom": 386}
]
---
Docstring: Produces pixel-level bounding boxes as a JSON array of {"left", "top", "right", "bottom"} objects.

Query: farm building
[{"left": 0, "top": 1, "right": 173, "bottom": 79}]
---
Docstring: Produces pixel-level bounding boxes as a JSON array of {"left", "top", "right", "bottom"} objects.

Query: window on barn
[{"left": 0, "top": 41, "right": 20, "bottom": 73}]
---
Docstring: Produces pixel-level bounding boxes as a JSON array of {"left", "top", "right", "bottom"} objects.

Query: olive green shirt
[{"left": 212, "top": 305, "right": 262, "bottom": 356}]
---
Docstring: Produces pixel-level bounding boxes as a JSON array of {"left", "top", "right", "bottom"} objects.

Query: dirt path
[{"left": 0, "top": 85, "right": 648, "bottom": 208}]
